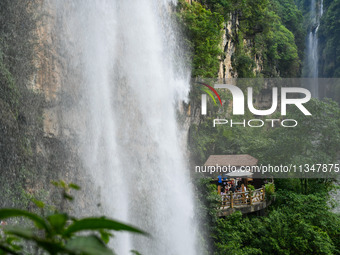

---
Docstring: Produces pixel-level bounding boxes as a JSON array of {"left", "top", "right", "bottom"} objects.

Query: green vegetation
[
  {"left": 194, "top": 178, "right": 221, "bottom": 253},
  {"left": 271, "top": 0, "right": 306, "bottom": 60},
  {"left": 319, "top": 0, "right": 340, "bottom": 78},
  {"left": 232, "top": 36, "right": 256, "bottom": 78},
  {"left": 243, "top": 0, "right": 301, "bottom": 77},
  {"left": 196, "top": 177, "right": 339, "bottom": 255},
  {"left": 182, "top": 2, "right": 340, "bottom": 252},
  {"left": 264, "top": 182, "right": 274, "bottom": 196},
  {"left": 212, "top": 191, "right": 339, "bottom": 255},
  {"left": 176, "top": 0, "right": 224, "bottom": 77},
  {"left": 177, "top": 0, "right": 303, "bottom": 79},
  {"left": 0, "top": 0, "right": 339, "bottom": 254},
  {"left": 254, "top": 18, "right": 300, "bottom": 77},
  {"left": 0, "top": 182, "right": 146, "bottom": 255}
]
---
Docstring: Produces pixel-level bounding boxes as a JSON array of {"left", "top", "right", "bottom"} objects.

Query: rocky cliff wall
[
  {"left": 31, "top": 1, "right": 98, "bottom": 213},
  {"left": 0, "top": 0, "right": 94, "bottom": 212},
  {"left": 218, "top": 13, "right": 263, "bottom": 79}
]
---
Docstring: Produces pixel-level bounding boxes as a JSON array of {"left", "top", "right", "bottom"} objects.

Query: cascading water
[
  {"left": 302, "top": 0, "right": 340, "bottom": 216},
  {"left": 50, "top": 0, "right": 197, "bottom": 254},
  {"left": 303, "top": 0, "right": 324, "bottom": 97}
]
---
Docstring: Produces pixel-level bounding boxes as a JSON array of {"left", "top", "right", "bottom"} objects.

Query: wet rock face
[
  {"left": 25, "top": 2, "right": 101, "bottom": 214},
  {"left": 219, "top": 13, "right": 238, "bottom": 79},
  {"left": 218, "top": 13, "right": 263, "bottom": 79},
  {"left": 0, "top": 1, "right": 81, "bottom": 210},
  {"left": 0, "top": 100, "right": 20, "bottom": 180}
]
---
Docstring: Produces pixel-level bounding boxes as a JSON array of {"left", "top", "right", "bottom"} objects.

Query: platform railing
[{"left": 220, "top": 186, "right": 266, "bottom": 209}]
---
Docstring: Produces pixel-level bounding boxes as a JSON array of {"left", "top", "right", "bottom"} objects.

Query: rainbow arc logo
[{"left": 197, "top": 82, "right": 222, "bottom": 115}]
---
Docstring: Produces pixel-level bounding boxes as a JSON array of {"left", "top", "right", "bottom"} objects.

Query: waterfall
[
  {"left": 49, "top": 0, "right": 197, "bottom": 254},
  {"left": 303, "top": 0, "right": 324, "bottom": 97}
]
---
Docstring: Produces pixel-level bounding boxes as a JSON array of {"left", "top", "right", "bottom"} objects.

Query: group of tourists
[
  {"left": 218, "top": 176, "right": 247, "bottom": 196},
  {"left": 220, "top": 183, "right": 247, "bottom": 196}
]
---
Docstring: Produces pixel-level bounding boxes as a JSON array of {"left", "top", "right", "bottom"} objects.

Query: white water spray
[{"left": 50, "top": 0, "right": 197, "bottom": 254}]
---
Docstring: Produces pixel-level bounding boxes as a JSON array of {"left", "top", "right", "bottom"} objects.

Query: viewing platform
[
  {"left": 203, "top": 154, "right": 274, "bottom": 217},
  {"left": 218, "top": 186, "right": 270, "bottom": 217}
]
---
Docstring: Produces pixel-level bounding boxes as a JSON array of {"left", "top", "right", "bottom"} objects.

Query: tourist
[{"left": 225, "top": 185, "right": 229, "bottom": 192}]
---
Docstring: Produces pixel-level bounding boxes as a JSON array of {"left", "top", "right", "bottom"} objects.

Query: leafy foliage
[
  {"left": 319, "top": 0, "right": 340, "bottom": 79},
  {"left": 232, "top": 35, "right": 256, "bottom": 78},
  {"left": 271, "top": 0, "right": 306, "bottom": 60},
  {"left": 206, "top": 189, "right": 339, "bottom": 255},
  {"left": 194, "top": 178, "right": 221, "bottom": 254},
  {"left": 196, "top": 0, "right": 233, "bottom": 19},
  {"left": 0, "top": 182, "right": 147, "bottom": 255},
  {"left": 264, "top": 182, "right": 274, "bottom": 196},
  {"left": 190, "top": 0, "right": 302, "bottom": 78},
  {"left": 190, "top": 94, "right": 340, "bottom": 253},
  {"left": 249, "top": 6, "right": 301, "bottom": 77},
  {"left": 183, "top": 1, "right": 340, "bottom": 255},
  {"left": 176, "top": 0, "right": 224, "bottom": 77}
]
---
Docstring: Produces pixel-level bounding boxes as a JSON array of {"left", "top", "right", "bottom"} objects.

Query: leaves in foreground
[{"left": 0, "top": 182, "right": 147, "bottom": 255}]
